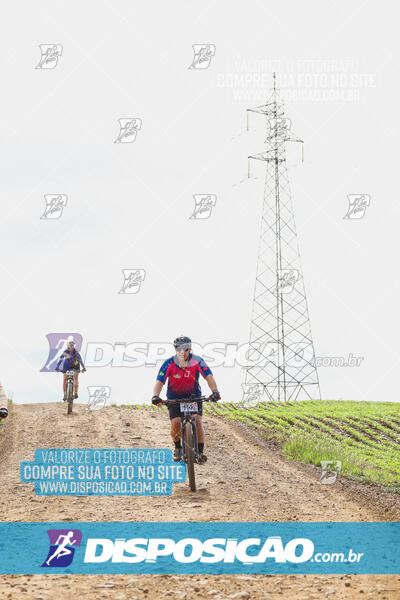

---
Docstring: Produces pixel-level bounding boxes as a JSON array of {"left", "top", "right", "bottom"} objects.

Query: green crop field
[{"left": 203, "top": 400, "right": 400, "bottom": 490}]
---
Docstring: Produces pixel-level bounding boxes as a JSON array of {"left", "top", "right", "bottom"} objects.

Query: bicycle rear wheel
[
  {"left": 184, "top": 421, "right": 196, "bottom": 492},
  {"left": 66, "top": 379, "right": 73, "bottom": 415}
]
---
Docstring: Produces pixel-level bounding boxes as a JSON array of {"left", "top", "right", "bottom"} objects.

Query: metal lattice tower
[{"left": 243, "top": 74, "right": 321, "bottom": 404}]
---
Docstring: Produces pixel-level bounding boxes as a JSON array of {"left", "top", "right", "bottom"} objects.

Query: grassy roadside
[{"left": 203, "top": 400, "right": 400, "bottom": 491}]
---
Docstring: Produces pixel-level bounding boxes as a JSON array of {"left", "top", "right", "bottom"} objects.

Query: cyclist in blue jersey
[
  {"left": 152, "top": 336, "right": 221, "bottom": 462},
  {"left": 55, "top": 340, "right": 86, "bottom": 401}
]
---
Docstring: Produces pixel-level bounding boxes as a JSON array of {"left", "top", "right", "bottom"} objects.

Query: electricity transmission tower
[{"left": 243, "top": 73, "right": 321, "bottom": 404}]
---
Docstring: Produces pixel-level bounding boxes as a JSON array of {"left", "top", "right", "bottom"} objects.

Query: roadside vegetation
[{"left": 203, "top": 400, "right": 400, "bottom": 490}]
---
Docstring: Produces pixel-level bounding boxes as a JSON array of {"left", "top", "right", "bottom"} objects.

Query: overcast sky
[{"left": 0, "top": 0, "right": 398, "bottom": 405}]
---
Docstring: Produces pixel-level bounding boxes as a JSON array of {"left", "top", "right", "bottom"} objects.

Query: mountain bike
[
  {"left": 164, "top": 395, "right": 216, "bottom": 492},
  {"left": 64, "top": 370, "right": 81, "bottom": 415}
]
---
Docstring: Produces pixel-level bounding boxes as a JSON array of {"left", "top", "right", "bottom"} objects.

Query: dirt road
[{"left": 0, "top": 403, "right": 399, "bottom": 599}]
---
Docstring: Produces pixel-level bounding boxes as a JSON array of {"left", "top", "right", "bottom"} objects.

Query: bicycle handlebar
[
  {"left": 161, "top": 395, "right": 216, "bottom": 408},
  {"left": 56, "top": 369, "right": 86, "bottom": 373}
]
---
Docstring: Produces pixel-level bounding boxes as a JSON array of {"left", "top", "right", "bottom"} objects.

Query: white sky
[{"left": 0, "top": 0, "right": 398, "bottom": 404}]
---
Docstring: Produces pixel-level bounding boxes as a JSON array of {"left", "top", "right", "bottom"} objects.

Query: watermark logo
[
  {"left": 35, "top": 44, "right": 63, "bottom": 69},
  {"left": 41, "top": 333, "right": 83, "bottom": 372},
  {"left": 188, "top": 44, "right": 216, "bottom": 70},
  {"left": 320, "top": 460, "right": 342, "bottom": 485},
  {"left": 217, "top": 59, "right": 376, "bottom": 105},
  {"left": 114, "top": 118, "right": 142, "bottom": 143},
  {"left": 343, "top": 194, "right": 370, "bottom": 220},
  {"left": 40, "top": 194, "right": 68, "bottom": 220},
  {"left": 277, "top": 269, "right": 300, "bottom": 294},
  {"left": 41, "top": 337, "right": 364, "bottom": 371},
  {"left": 41, "top": 529, "right": 82, "bottom": 567},
  {"left": 87, "top": 386, "right": 111, "bottom": 411},
  {"left": 118, "top": 269, "right": 146, "bottom": 294},
  {"left": 189, "top": 194, "right": 217, "bottom": 220},
  {"left": 242, "top": 383, "right": 263, "bottom": 406},
  {"left": 268, "top": 118, "right": 291, "bottom": 141}
]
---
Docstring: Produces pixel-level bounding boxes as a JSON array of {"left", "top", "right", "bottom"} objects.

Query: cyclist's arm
[
  {"left": 205, "top": 374, "right": 218, "bottom": 392},
  {"left": 153, "top": 380, "right": 163, "bottom": 397},
  {"left": 154, "top": 359, "right": 171, "bottom": 397},
  {"left": 55, "top": 353, "right": 65, "bottom": 370},
  {"left": 76, "top": 351, "right": 85, "bottom": 370}
]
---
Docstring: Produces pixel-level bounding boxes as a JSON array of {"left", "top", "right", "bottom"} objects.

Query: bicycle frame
[
  {"left": 164, "top": 395, "right": 211, "bottom": 461},
  {"left": 180, "top": 407, "right": 199, "bottom": 462},
  {"left": 161, "top": 395, "right": 217, "bottom": 492},
  {"left": 64, "top": 370, "right": 80, "bottom": 415}
]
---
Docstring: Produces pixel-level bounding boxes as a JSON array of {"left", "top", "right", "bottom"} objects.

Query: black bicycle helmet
[{"left": 173, "top": 335, "right": 191, "bottom": 348}]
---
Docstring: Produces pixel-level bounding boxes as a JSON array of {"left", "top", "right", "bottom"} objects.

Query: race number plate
[
  {"left": 66, "top": 370, "right": 76, "bottom": 375},
  {"left": 180, "top": 402, "right": 198, "bottom": 413}
]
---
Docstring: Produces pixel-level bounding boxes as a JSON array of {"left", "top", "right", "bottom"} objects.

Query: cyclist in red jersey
[{"left": 152, "top": 336, "right": 221, "bottom": 462}]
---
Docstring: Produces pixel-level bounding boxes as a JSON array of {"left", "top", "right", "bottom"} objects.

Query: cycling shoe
[
  {"left": 196, "top": 453, "right": 208, "bottom": 464},
  {"left": 173, "top": 447, "right": 183, "bottom": 461}
]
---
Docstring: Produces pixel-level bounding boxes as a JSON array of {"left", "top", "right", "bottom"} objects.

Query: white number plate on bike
[
  {"left": 180, "top": 402, "right": 198, "bottom": 413},
  {"left": 66, "top": 370, "right": 76, "bottom": 375}
]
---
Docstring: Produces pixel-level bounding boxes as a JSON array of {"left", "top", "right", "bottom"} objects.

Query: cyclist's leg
[
  {"left": 194, "top": 414, "right": 204, "bottom": 443},
  {"left": 195, "top": 410, "right": 207, "bottom": 463},
  {"left": 170, "top": 416, "right": 182, "bottom": 460},
  {"left": 168, "top": 404, "right": 183, "bottom": 460},
  {"left": 73, "top": 372, "right": 79, "bottom": 395},
  {"left": 63, "top": 373, "right": 67, "bottom": 393},
  {"left": 170, "top": 417, "right": 181, "bottom": 444}
]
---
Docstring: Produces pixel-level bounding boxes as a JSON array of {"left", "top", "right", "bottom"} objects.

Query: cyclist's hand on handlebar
[
  {"left": 210, "top": 389, "right": 221, "bottom": 402},
  {"left": 152, "top": 396, "right": 163, "bottom": 406},
  {"left": 82, "top": 368, "right": 86, "bottom": 373}
]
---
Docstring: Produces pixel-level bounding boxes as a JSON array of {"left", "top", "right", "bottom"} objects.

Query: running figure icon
[{"left": 45, "top": 531, "right": 77, "bottom": 566}]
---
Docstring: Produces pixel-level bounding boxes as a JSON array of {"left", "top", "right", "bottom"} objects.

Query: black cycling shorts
[{"left": 168, "top": 400, "right": 203, "bottom": 420}]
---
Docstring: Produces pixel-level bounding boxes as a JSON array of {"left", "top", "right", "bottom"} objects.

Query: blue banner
[
  {"left": 20, "top": 449, "right": 186, "bottom": 496},
  {"left": 0, "top": 522, "right": 399, "bottom": 574}
]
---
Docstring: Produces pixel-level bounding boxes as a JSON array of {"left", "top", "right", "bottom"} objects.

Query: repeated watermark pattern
[
  {"left": 188, "top": 44, "right": 216, "bottom": 70},
  {"left": 320, "top": 460, "right": 342, "bottom": 485},
  {"left": 35, "top": 44, "right": 63, "bottom": 69},
  {"left": 343, "top": 194, "right": 371, "bottom": 220},
  {"left": 241, "top": 383, "right": 264, "bottom": 407},
  {"left": 41, "top": 334, "right": 83, "bottom": 372},
  {"left": 114, "top": 118, "right": 142, "bottom": 144},
  {"left": 277, "top": 269, "right": 300, "bottom": 294},
  {"left": 87, "top": 386, "right": 111, "bottom": 411},
  {"left": 189, "top": 194, "right": 217, "bottom": 220},
  {"left": 267, "top": 118, "right": 292, "bottom": 141},
  {"left": 118, "top": 269, "right": 146, "bottom": 294},
  {"left": 40, "top": 194, "right": 68, "bottom": 220}
]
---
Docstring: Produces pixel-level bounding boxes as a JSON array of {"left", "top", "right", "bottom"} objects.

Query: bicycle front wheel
[
  {"left": 184, "top": 421, "right": 196, "bottom": 492},
  {"left": 66, "top": 379, "right": 74, "bottom": 415}
]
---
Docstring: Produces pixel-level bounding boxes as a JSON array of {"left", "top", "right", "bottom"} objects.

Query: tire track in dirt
[{"left": 0, "top": 403, "right": 399, "bottom": 599}]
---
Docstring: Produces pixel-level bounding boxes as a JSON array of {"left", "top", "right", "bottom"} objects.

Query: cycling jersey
[
  {"left": 156, "top": 354, "right": 212, "bottom": 399},
  {"left": 56, "top": 349, "right": 85, "bottom": 372}
]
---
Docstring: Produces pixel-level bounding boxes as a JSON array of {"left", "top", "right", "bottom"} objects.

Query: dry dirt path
[{"left": 0, "top": 403, "right": 399, "bottom": 599}]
